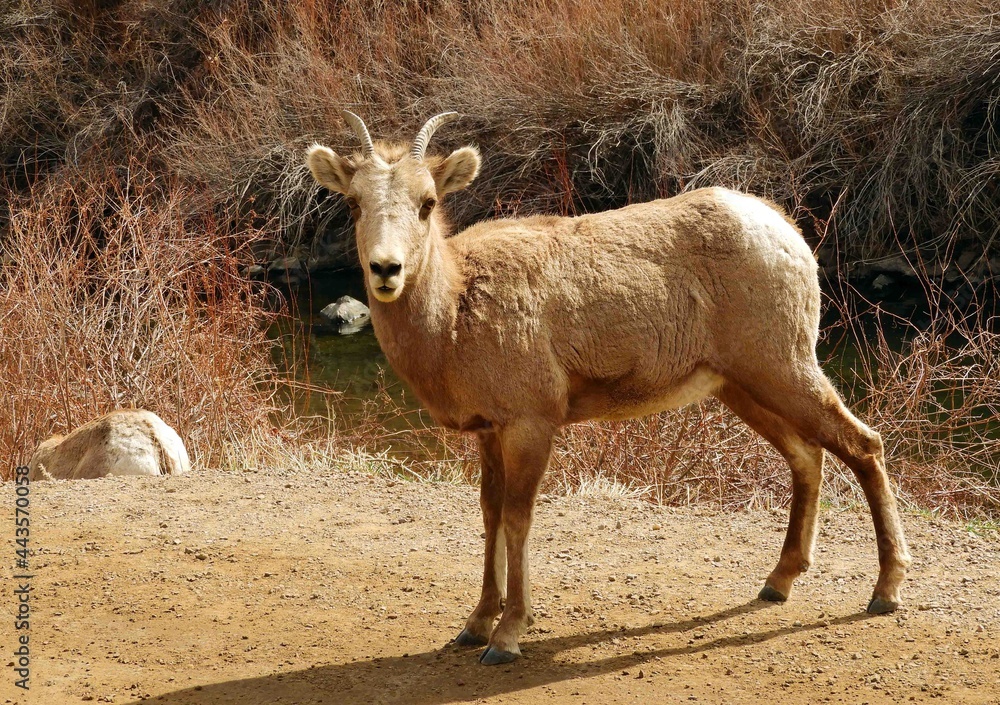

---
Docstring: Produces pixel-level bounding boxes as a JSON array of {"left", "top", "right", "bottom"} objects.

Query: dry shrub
[
  {"left": 552, "top": 404, "right": 781, "bottom": 508},
  {"left": 860, "top": 325, "right": 1000, "bottom": 513},
  {"left": 0, "top": 161, "right": 288, "bottom": 478},
  {"left": 826, "top": 284, "right": 1000, "bottom": 515},
  {"left": 155, "top": 0, "right": 999, "bottom": 266},
  {"left": 6, "top": 0, "right": 997, "bottom": 267},
  {"left": 3, "top": 0, "right": 998, "bottom": 515}
]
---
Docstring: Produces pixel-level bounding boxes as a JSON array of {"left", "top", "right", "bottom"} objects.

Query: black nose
[{"left": 369, "top": 261, "right": 401, "bottom": 277}]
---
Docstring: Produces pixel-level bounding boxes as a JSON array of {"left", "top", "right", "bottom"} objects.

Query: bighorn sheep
[
  {"left": 28, "top": 410, "right": 190, "bottom": 480},
  {"left": 305, "top": 112, "right": 912, "bottom": 665}
]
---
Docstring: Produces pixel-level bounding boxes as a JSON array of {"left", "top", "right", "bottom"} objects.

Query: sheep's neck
[{"left": 369, "top": 225, "right": 459, "bottom": 406}]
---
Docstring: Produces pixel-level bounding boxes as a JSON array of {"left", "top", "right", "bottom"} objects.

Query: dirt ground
[{"left": 3, "top": 466, "right": 1000, "bottom": 705}]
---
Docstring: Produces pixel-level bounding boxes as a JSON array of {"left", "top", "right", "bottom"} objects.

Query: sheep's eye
[
  {"left": 419, "top": 198, "right": 436, "bottom": 220},
  {"left": 346, "top": 196, "right": 360, "bottom": 212}
]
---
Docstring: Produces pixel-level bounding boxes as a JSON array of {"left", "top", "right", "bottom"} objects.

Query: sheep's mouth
[{"left": 371, "top": 282, "right": 403, "bottom": 303}]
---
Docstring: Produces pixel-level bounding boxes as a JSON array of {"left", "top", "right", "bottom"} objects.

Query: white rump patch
[{"left": 713, "top": 188, "right": 813, "bottom": 264}]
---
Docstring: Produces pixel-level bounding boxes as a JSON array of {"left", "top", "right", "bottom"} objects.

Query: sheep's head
[
  {"left": 306, "top": 112, "right": 480, "bottom": 303},
  {"left": 29, "top": 434, "right": 63, "bottom": 462}
]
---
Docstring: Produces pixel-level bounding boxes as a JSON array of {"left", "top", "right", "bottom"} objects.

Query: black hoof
[
  {"left": 758, "top": 585, "right": 788, "bottom": 602},
  {"left": 866, "top": 596, "right": 898, "bottom": 615},
  {"left": 454, "top": 629, "right": 488, "bottom": 647},
  {"left": 479, "top": 646, "right": 519, "bottom": 665}
]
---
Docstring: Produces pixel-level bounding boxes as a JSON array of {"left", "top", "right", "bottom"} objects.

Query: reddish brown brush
[
  {"left": 0, "top": 161, "right": 289, "bottom": 478},
  {"left": 3, "top": 0, "right": 998, "bottom": 519},
  {"left": 8, "top": 0, "right": 994, "bottom": 264}
]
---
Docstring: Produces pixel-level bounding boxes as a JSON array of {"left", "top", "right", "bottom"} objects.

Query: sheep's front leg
[
  {"left": 455, "top": 431, "right": 506, "bottom": 646},
  {"left": 479, "top": 419, "right": 554, "bottom": 665}
]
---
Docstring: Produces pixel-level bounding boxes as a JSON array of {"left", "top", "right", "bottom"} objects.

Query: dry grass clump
[
  {"left": 552, "top": 403, "right": 783, "bottom": 509},
  {"left": 0, "top": 162, "right": 289, "bottom": 478}
]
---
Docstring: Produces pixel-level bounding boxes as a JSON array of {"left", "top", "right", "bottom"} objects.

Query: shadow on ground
[{"left": 130, "top": 600, "right": 872, "bottom": 704}]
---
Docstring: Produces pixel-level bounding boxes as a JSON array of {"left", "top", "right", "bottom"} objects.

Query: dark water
[{"left": 281, "top": 270, "right": 399, "bottom": 416}]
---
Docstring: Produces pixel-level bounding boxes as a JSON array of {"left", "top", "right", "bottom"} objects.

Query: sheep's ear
[
  {"left": 306, "top": 144, "right": 356, "bottom": 194},
  {"left": 432, "top": 146, "right": 480, "bottom": 196}
]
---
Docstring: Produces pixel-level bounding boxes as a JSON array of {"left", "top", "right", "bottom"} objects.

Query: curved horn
[
  {"left": 411, "top": 112, "right": 459, "bottom": 161},
  {"left": 341, "top": 110, "right": 375, "bottom": 158}
]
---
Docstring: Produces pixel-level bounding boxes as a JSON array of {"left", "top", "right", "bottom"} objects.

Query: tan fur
[
  {"left": 28, "top": 410, "right": 191, "bottom": 481},
  {"left": 306, "top": 122, "right": 912, "bottom": 663}
]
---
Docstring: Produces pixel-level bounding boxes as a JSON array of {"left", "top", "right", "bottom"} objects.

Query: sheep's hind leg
[
  {"left": 819, "top": 401, "right": 911, "bottom": 613},
  {"left": 479, "top": 420, "right": 553, "bottom": 666},
  {"left": 456, "top": 431, "right": 506, "bottom": 647},
  {"left": 716, "top": 383, "right": 824, "bottom": 602},
  {"left": 740, "top": 370, "right": 911, "bottom": 613}
]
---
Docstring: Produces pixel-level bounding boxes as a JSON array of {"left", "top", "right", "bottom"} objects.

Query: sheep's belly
[{"left": 566, "top": 366, "right": 722, "bottom": 423}]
